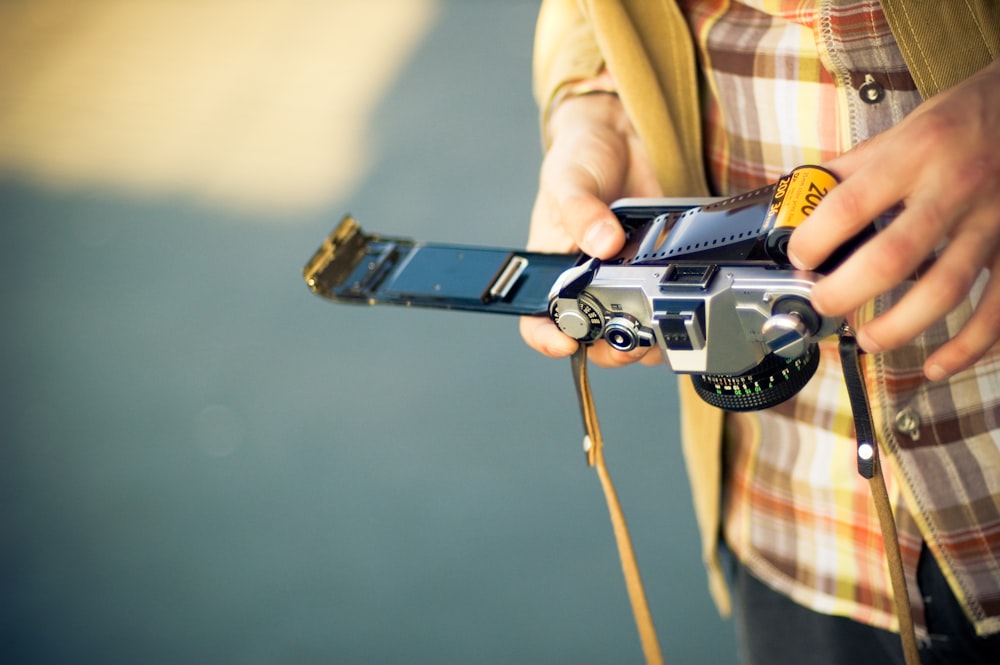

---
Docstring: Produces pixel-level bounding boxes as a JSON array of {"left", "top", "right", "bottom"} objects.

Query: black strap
[{"left": 838, "top": 331, "right": 879, "bottom": 479}]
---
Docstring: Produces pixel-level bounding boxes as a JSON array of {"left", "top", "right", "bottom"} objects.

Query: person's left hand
[{"left": 787, "top": 58, "right": 1000, "bottom": 382}]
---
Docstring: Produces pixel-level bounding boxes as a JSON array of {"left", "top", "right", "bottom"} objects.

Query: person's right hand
[{"left": 519, "top": 91, "right": 664, "bottom": 367}]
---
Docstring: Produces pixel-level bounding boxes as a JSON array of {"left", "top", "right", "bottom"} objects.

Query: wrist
[
  {"left": 550, "top": 68, "right": 618, "bottom": 109},
  {"left": 548, "top": 87, "right": 629, "bottom": 149},
  {"left": 543, "top": 69, "right": 620, "bottom": 146}
]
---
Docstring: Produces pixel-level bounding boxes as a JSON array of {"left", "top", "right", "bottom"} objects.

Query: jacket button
[
  {"left": 894, "top": 407, "right": 921, "bottom": 440},
  {"left": 859, "top": 74, "right": 885, "bottom": 104}
]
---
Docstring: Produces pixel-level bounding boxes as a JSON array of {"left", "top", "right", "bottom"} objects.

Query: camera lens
[{"left": 690, "top": 345, "right": 820, "bottom": 411}]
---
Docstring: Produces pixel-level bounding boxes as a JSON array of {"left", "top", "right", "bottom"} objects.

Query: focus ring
[{"left": 690, "top": 346, "right": 820, "bottom": 411}]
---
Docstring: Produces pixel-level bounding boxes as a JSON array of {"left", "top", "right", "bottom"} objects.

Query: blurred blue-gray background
[{"left": 0, "top": 2, "right": 736, "bottom": 663}]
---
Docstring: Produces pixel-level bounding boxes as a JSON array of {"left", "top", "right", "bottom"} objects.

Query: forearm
[{"left": 533, "top": 0, "right": 605, "bottom": 147}]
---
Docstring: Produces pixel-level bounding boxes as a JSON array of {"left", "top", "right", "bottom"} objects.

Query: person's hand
[
  {"left": 519, "top": 92, "right": 664, "bottom": 367},
  {"left": 788, "top": 58, "right": 1000, "bottom": 382}
]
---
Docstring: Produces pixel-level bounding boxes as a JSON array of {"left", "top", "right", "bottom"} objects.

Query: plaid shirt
[{"left": 680, "top": 0, "right": 1000, "bottom": 637}]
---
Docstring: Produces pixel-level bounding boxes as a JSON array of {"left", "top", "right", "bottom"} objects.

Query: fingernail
[
  {"left": 807, "top": 283, "right": 831, "bottom": 316},
  {"left": 925, "top": 363, "right": 949, "bottom": 382},
  {"left": 583, "top": 219, "right": 616, "bottom": 257},
  {"left": 857, "top": 330, "right": 882, "bottom": 354},
  {"left": 787, "top": 249, "right": 813, "bottom": 271}
]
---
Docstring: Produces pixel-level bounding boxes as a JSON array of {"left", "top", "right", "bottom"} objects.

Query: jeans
[{"left": 731, "top": 545, "right": 1000, "bottom": 665}]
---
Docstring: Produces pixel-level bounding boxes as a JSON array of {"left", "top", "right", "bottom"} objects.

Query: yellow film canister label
[{"left": 765, "top": 164, "right": 839, "bottom": 232}]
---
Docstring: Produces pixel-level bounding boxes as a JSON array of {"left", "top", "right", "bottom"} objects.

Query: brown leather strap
[
  {"left": 572, "top": 346, "right": 665, "bottom": 665},
  {"left": 870, "top": 463, "right": 921, "bottom": 665}
]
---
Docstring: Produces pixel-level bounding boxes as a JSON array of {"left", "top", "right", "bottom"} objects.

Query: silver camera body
[{"left": 550, "top": 257, "right": 839, "bottom": 375}]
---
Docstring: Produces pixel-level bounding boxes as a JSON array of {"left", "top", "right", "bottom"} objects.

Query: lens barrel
[{"left": 690, "top": 345, "right": 820, "bottom": 411}]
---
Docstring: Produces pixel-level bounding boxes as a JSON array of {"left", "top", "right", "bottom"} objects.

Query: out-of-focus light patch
[
  {"left": 195, "top": 404, "right": 244, "bottom": 459},
  {"left": 0, "top": 0, "right": 439, "bottom": 215}
]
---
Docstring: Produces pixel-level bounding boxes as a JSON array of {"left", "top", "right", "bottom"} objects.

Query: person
[{"left": 521, "top": 1, "right": 1000, "bottom": 663}]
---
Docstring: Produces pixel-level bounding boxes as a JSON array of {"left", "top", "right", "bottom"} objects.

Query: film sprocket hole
[{"left": 304, "top": 165, "right": 859, "bottom": 411}]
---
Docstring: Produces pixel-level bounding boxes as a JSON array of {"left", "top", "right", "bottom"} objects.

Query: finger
[
  {"left": 526, "top": 192, "right": 580, "bottom": 254},
  {"left": 639, "top": 347, "right": 665, "bottom": 367},
  {"left": 787, "top": 115, "right": 953, "bottom": 272},
  {"left": 531, "top": 188, "right": 624, "bottom": 258},
  {"left": 808, "top": 188, "right": 966, "bottom": 317},
  {"left": 518, "top": 313, "right": 661, "bottom": 369},
  {"left": 519, "top": 315, "right": 578, "bottom": 358},
  {"left": 537, "top": 153, "right": 627, "bottom": 259},
  {"left": 855, "top": 217, "right": 996, "bottom": 353},
  {"left": 787, "top": 145, "right": 903, "bottom": 271},
  {"left": 923, "top": 254, "right": 1000, "bottom": 381}
]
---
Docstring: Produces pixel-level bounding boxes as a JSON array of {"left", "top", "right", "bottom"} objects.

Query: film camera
[{"left": 304, "top": 165, "right": 857, "bottom": 411}]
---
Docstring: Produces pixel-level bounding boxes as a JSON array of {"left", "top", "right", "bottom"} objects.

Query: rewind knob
[
  {"left": 557, "top": 309, "right": 592, "bottom": 339},
  {"left": 552, "top": 296, "right": 604, "bottom": 342}
]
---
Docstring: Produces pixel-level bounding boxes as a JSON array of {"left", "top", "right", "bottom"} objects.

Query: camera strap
[
  {"left": 571, "top": 345, "right": 665, "bottom": 665},
  {"left": 570, "top": 335, "right": 920, "bottom": 665},
  {"left": 838, "top": 329, "right": 920, "bottom": 665}
]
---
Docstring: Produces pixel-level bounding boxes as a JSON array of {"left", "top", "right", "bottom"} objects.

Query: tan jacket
[{"left": 533, "top": 0, "right": 1000, "bottom": 615}]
